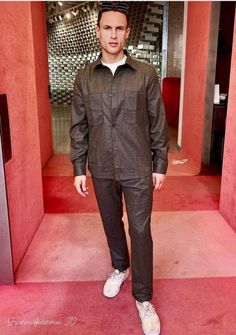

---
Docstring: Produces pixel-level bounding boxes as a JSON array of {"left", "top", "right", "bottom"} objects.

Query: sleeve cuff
[
  {"left": 152, "top": 160, "right": 168, "bottom": 174},
  {"left": 73, "top": 162, "right": 86, "bottom": 176}
]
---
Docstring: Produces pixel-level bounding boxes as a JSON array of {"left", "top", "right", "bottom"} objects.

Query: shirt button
[{"left": 109, "top": 93, "right": 112, "bottom": 97}]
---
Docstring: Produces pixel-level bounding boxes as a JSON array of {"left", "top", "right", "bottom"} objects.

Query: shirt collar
[{"left": 92, "top": 50, "right": 137, "bottom": 71}]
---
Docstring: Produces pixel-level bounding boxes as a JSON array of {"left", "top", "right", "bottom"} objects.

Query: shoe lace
[
  {"left": 109, "top": 270, "right": 124, "bottom": 280},
  {"left": 142, "top": 302, "right": 156, "bottom": 317}
]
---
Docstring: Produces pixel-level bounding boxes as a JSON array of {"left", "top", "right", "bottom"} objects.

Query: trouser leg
[
  {"left": 122, "top": 175, "right": 153, "bottom": 302},
  {"left": 92, "top": 176, "right": 130, "bottom": 272}
]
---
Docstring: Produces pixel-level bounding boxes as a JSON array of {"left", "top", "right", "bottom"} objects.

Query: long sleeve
[
  {"left": 70, "top": 72, "right": 89, "bottom": 176},
  {"left": 147, "top": 69, "right": 169, "bottom": 174}
]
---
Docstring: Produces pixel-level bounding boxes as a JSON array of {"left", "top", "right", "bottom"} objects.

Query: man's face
[{"left": 96, "top": 11, "right": 130, "bottom": 58}]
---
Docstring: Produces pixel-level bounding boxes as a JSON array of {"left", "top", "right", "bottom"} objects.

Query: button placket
[
  {"left": 108, "top": 75, "right": 117, "bottom": 177},
  {"left": 111, "top": 78, "right": 120, "bottom": 174}
]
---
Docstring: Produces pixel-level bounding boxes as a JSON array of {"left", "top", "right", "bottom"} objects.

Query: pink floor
[
  {"left": 1, "top": 154, "right": 236, "bottom": 335},
  {"left": 43, "top": 175, "right": 221, "bottom": 213},
  {"left": 15, "top": 211, "right": 236, "bottom": 283},
  {"left": 1, "top": 278, "right": 236, "bottom": 335}
]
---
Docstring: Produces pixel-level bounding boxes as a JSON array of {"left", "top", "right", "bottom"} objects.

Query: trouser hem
[
  {"left": 133, "top": 295, "right": 153, "bottom": 303},
  {"left": 112, "top": 264, "right": 130, "bottom": 272}
]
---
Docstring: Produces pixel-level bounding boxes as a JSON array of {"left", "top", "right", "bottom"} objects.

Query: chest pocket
[
  {"left": 84, "top": 94, "right": 104, "bottom": 126},
  {"left": 123, "top": 91, "right": 146, "bottom": 124}
]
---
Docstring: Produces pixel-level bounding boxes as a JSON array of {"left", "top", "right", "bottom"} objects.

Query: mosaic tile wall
[
  {"left": 47, "top": 2, "right": 164, "bottom": 105},
  {"left": 167, "top": 2, "right": 184, "bottom": 77}
]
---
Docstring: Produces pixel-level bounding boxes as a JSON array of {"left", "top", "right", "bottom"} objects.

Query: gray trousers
[{"left": 92, "top": 175, "right": 153, "bottom": 302}]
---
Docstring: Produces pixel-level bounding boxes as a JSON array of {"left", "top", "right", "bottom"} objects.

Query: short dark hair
[{"left": 97, "top": 2, "right": 130, "bottom": 27}]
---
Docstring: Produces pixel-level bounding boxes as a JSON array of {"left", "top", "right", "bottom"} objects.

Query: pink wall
[
  {"left": 31, "top": 2, "right": 53, "bottom": 167},
  {"left": 219, "top": 9, "right": 236, "bottom": 231},
  {"left": 181, "top": 2, "right": 212, "bottom": 171},
  {"left": 0, "top": 2, "right": 46, "bottom": 271}
]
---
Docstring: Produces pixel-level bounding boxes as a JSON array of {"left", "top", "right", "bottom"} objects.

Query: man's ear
[
  {"left": 96, "top": 25, "right": 100, "bottom": 39},
  {"left": 126, "top": 27, "right": 131, "bottom": 40}
]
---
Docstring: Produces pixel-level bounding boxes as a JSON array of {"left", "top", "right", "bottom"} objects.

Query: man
[{"left": 70, "top": 2, "right": 169, "bottom": 335}]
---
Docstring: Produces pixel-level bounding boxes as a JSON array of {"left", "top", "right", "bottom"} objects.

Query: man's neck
[{"left": 101, "top": 50, "right": 125, "bottom": 64}]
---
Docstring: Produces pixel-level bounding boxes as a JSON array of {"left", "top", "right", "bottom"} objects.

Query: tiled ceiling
[{"left": 46, "top": 1, "right": 86, "bottom": 20}]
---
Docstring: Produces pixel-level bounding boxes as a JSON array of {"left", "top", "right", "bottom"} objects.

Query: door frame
[{"left": 0, "top": 122, "right": 14, "bottom": 285}]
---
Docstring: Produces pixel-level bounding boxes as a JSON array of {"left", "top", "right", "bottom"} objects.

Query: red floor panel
[
  {"left": 43, "top": 176, "right": 221, "bottom": 213},
  {"left": 0, "top": 277, "right": 235, "bottom": 335}
]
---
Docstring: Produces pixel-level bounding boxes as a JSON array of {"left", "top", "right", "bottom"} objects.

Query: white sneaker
[
  {"left": 103, "top": 269, "right": 129, "bottom": 298},
  {"left": 136, "top": 301, "right": 161, "bottom": 335}
]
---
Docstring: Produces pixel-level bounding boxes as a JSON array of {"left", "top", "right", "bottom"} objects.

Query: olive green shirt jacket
[{"left": 70, "top": 51, "right": 169, "bottom": 180}]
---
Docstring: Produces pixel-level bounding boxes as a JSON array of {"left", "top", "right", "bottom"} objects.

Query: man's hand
[
  {"left": 152, "top": 173, "right": 166, "bottom": 190},
  {"left": 74, "top": 175, "right": 88, "bottom": 197}
]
